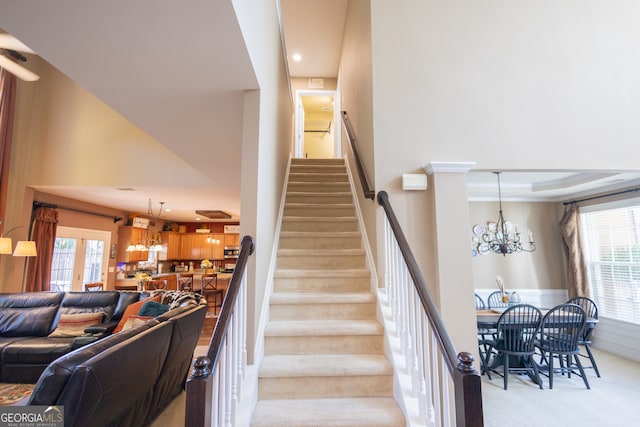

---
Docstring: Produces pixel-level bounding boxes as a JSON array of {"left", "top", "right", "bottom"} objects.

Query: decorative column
[{"left": 423, "top": 161, "right": 479, "bottom": 363}]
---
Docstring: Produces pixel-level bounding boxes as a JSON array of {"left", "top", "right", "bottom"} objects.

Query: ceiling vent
[{"left": 196, "top": 210, "right": 232, "bottom": 219}]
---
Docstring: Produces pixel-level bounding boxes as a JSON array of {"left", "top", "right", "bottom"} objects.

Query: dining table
[{"left": 476, "top": 308, "right": 599, "bottom": 330}]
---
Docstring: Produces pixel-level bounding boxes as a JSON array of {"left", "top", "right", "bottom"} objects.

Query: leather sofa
[
  {"left": 25, "top": 303, "right": 207, "bottom": 427},
  {"left": 0, "top": 290, "right": 204, "bottom": 384},
  {"left": 0, "top": 290, "right": 140, "bottom": 383}
]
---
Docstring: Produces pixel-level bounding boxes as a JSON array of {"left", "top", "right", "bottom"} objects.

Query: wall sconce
[{"left": 0, "top": 224, "right": 38, "bottom": 257}]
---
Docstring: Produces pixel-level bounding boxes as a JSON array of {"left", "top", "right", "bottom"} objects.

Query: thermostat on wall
[{"left": 402, "top": 174, "right": 428, "bottom": 191}]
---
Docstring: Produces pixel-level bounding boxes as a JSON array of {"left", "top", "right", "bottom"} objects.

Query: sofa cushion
[
  {"left": 121, "top": 315, "right": 153, "bottom": 331},
  {"left": 28, "top": 320, "right": 160, "bottom": 406},
  {"left": 113, "top": 296, "right": 161, "bottom": 333},
  {"left": 138, "top": 301, "right": 169, "bottom": 317},
  {"left": 58, "top": 292, "right": 120, "bottom": 322},
  {"left": 48, "top": 312, "right": 105, "bottom": 338},
  {"left": 0, "top": 292, "right": 64, "bottom": 337},
  {"left": 112, "top": 292, "right": 143, "bottom": 322}
]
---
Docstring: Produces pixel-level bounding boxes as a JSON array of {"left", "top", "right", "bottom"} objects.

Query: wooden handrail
[
  {"left": 185, "top": 235, "right": 255, "bottom": 427},
  {"left": 377, "top": 191, "right": 483, "bottom": 427},
  {"left": 341, "top": 111, "right": 375, "bottom": 200}
]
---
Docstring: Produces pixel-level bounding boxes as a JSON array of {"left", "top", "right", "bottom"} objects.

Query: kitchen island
[{"left": 114, "top": 272, "right": 233, "bottom": 292}]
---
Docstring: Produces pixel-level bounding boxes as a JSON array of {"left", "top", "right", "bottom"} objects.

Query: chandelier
[
  {"left": 126, "top": 199, "right": 164, "bottom": 252},
  {"left": 471, "top": 172, "right": 536, "bottom": 256}
]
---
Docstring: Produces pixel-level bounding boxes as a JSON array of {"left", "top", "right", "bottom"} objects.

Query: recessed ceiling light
[
  {"left": 195, "top": 217, "right": 201, "bottom": 221},
  {"left": 292, "top": 53, "right": 302, "bottom": 62},
  {"left": 165, "top": 208, "right": 172, "bottom": 212}
]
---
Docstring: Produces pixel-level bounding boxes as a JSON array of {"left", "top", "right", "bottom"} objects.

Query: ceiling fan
[{"left": 0, "top": 33, "right": 40, "bottom": 81}]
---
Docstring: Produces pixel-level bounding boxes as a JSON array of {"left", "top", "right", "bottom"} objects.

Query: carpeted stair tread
[
  {"left": 265, "top": 320, "right": 383, "bottom": 336},
  {"left": 259, "top": 354, "right": 392, "bottom": 377},
  {"left": 273, "top": 268, "right": 370, "bottom": 278},
  {"left": 250, "top": 397, "right": 405, "bottom": 427},
  {"left": 270, "top": 292, "right": 375, "bottom": 304},
  {"left": 277, "top": 248, "right": 365, "bottom": 256},
  {"left": 282, "top": 216, "right": 357, "bottom": 222}
]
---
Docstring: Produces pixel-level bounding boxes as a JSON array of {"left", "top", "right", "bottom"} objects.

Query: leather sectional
[{"left": 0, "top": 290, "right": 207, "bottom": 426}]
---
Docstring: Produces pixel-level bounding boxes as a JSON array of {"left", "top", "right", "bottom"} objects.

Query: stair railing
[
  {"left": 378, "top": 191, "right": 483, "bottom": 427},
  {"left": 341, "top": 111, "right": 375, "bottom": 200},
  {"left": 185, "top": 235, "right": 256, "bottom": 427}
]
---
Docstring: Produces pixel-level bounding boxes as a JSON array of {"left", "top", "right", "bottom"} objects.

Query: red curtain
[
  {"left": 25, "top": 207, "right": 58, "bottom": 292},
  {"left": 0, "top": 63, "right": 17, "bottom": 234}
]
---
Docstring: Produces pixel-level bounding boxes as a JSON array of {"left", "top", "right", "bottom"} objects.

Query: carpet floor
[
  {"left": 0, "top": 383, "right": 35, "bottom": 405},
  {"left": 481, "top": 348, "right": 640, "bottom": 426}
]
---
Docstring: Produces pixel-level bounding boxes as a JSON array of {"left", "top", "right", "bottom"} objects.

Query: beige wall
[
  {"left": 233, "top": 0, "right": 294, "bottom": 363},
  {"left": 0, "top": 56, "right": 203, "bottom": 291},
  {"left": 469, "top": 201, "right": 565, "bottom": 292},
  {"left": 363, "top": 0, "right": 640, "bottom": 358},
  {"left": 339, "top": 0, "right": 377, "bottom": 270}
]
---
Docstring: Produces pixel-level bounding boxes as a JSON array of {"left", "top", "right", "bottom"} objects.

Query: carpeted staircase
[{"left": 250, "top": 158, "right": 405, "bottom": 427}]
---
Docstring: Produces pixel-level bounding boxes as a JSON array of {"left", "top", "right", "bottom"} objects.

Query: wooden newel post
[
  {"left": 454, "top": 352, "right": 484, "bottom": 427},
  {"left": 185, "top": 356, "right": 212, "bottom": 427}
]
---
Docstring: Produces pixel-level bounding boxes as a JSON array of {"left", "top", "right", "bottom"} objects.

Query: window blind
[{"left": 580, "top": 203, "right": 640, "bottom": 325}]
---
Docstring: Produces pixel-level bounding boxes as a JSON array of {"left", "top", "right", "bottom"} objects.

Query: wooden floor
[{"left": 198, "top": 315, "right": 216, "bottom": 347}]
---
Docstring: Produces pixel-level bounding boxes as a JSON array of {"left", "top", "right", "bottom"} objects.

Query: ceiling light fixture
[
  {"left": 125, "top": 199, "right": 164, "bottom": 252},
  {"left": 471, "top": 172, "right": 535, "bottom": 256},
  {"left": 292, "top": 53, "right": 302, "bottom": 62}
]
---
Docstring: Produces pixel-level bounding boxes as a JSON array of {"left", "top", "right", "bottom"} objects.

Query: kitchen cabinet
[
  {"left": 158, "top": 231, "right": 180, "bottom": 260},
  {"left": 178, "top": 233, "right": 224, "bottom": 260},
  {"left": 224, "top": 233, "right": 240, "bottom": 248},
  {"left": 117, "top": 226, "right": 149, "bottom": 262}
]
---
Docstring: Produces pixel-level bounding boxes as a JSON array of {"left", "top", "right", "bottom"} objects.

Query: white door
[{"left": 50, "top": 226, "right": 111, "bottom": 292}]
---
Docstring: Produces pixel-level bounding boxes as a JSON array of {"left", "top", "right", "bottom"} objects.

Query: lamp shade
[
  {"left": 0, "top": 237, "right": 12, "bottom": 254},
  {"left": 13, "top": 241, "right": 37, "bottom": 257}
]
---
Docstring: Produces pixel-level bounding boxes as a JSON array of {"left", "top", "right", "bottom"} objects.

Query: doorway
[
  {"left": 295, "top": 90, "right": 341, "bottom": 158},
  {"left": 50, "top": 226, "right": 111, "bottom": 292}
]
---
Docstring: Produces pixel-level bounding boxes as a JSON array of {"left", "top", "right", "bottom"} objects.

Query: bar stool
[
  {"left": 145, "top": 279, "right": 168, "bottom": 291},
  {"left": 84, "top": 282, "right": 104, "bottom": 292},
  {"left": 201, "top": 273, "right": 223, "bottom": 314},
  {"left": 177, "top": 273, "right": 194, "bottom": 292}
]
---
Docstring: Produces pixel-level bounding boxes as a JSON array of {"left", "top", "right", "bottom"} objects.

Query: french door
[{"left": 50, "top": 226, "right": 110, "bottom": 292}]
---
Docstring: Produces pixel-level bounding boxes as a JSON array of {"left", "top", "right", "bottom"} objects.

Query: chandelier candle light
[{"left": 472, "top": 172, "right": 536, "bottom": 256}]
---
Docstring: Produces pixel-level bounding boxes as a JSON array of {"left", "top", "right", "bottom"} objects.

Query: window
[{"left": 580, "top": 199, "right": 640, "bottom": 325}]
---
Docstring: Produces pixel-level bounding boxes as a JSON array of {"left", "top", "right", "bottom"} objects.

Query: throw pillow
[
  {"left": 121, "top": 315, "right": 153, "bottom": 331},
  {"left": 137, "top": 301, "right": 170, "bottom": 317},
  {"left": 48, "top": 312, "right": 104, "bottom": 338},
  {"left": 113, "top": 296, "right": 161, "bottom": 333}
]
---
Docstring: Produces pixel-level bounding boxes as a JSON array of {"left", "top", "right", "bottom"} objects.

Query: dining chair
[
  {"left": 177, "top": 273, "right": 194, "bottom": 292},
  {"left": 567, "top": 296, "right": 600, "bottom": 377},
  {"left": 475, "top": 293, "right": 491, "bottom": 372},
  {"left": 145, "top": 279, "right": 168, "bottom": 291},
  {"left": 475, "top": 293, "right": 486, "bottom": 310},
  {"left": 84, "top": 282, "right": 104, "bottom": 292},
  {"left": 487, "top": 290, "right": 508, "bottom": 309},
  {"left": 201, "top": 273, "right": 223, "bottom": 315},
  {"left": 482, "top": 304, "right": 543, "bottom": 390},
  {"left": 535, "top": 303, "right": 590, "bottom": 389}
]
